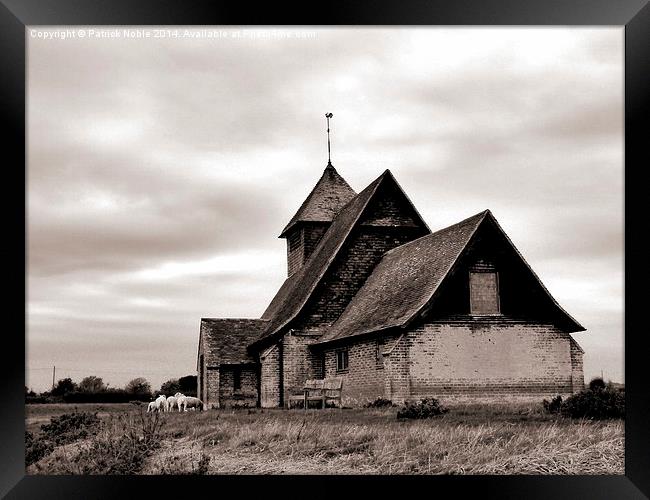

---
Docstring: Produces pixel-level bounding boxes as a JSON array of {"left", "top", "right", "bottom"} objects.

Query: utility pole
[{"left": 52, "top": 365, "right": 55, "bottom": 391}]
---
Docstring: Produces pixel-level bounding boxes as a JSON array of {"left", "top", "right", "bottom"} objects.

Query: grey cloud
[{"left": 26, "top": 28, "right": 624, "bottom": 391}]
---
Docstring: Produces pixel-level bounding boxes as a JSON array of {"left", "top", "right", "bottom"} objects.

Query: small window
[
  {"left": 376, "top": 339, "right": 384, "bottom": 369},
  {"left": 469, "top": 271, "right": 500, "bottom": 315},
  {"left": 336, "top": 350, "right": 349, "bottom": 372},
  {"left": 233, "top": 367, "right": 241, "bottom": 391}
]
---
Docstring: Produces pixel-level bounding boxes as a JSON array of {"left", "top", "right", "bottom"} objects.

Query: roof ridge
[{"left": 383, "top": 209, "right": 489, "bottom": 258}]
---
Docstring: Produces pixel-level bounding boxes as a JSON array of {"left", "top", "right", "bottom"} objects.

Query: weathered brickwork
[
  {"left": 196, "top": 343, "right": 206, "bottom": 403},
  {"left": 302, "top": 224, "right": 329, "bottom": 262},
  {"left": 297, "top": 229, "right": 421, "bottom": 329},
  {"left": 219, "top": 366, "right": 258, "bottom": 408},
  {"left": 286, "top": 228, "right": 304, "bottom": 277},
  {"left": 281, "top": 332, "right": 323, "bottom": 405},
  {"left": 361, "top": 182, "right": 419, "bottom": 227},
  {"left": 570, "top": 338, "right": 585, "bottom": 392},
  {"left": 401, "top": 320, "right": 582, "bottom": 402},
  {"left": 260, "top": 344, "right": 281, "bottom": 408},
  {"left": 286, "top": 224, "right": 330, "bottom": 277},
  {"left": 205, "top": 368, "right": 220, "bottom": 409},
  {"left": 322, "top": 337, "right": 388, "bottom": 406},
  {"left": 384, "top": 334, "right": 411, "bottom": 403}
]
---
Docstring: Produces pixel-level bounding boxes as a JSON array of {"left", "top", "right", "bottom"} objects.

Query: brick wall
[
  {"left": 198, "top": 354, "right": 207, "bottom": 406},
  {"left": 303, "top": 224, "right": 328, "bottom": 262},
  {"left": 219, "top": 365, "right": 258, "bottom": 408},
  {"left": 570, "top": 338, "right": 585, "bottom": 392},
  {"left": 297, "top": 229, "right": 420, "bottom": 328},
  {"left": 403, "top": 320, "right": 582, "bottom": 401},
  {"left": 286, "top": 228, "right": 303, "bottom": 277},
  {"left": 286, "top": 223, "right": 330, "bottom": 277},
  {"left": 282, "top": 331, "right": 322, "bottom": 405},
  {"left": 322, "top": 336, "right": 387, "bottom": 406},
  {"left": 361, "top": 181, "right": 420, "bottom": 227},
  {"left": 205, "top": 368, "right": 220, "bottom": 409},
  {"left": 384, "top": 334, "right": 410, "bottom": 403},
  {"left": 260, "top": 344, "right": 281, "bottom": 408},
  {"left": 197, "top": 342, "right": 205, "bottom": 402}
]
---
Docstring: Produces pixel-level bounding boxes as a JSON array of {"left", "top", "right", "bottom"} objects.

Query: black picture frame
[{"left": 2, "top": 1, "right": 647, "bottom": 498}]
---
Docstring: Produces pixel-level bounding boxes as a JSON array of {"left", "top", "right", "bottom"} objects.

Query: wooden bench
[{"left": 287, "top": 377, "right": 343, "bottom": 409}]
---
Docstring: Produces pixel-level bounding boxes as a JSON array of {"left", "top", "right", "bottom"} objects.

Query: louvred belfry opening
[{"left": 279, "top": 163, "right": 356, "bottom": 276}]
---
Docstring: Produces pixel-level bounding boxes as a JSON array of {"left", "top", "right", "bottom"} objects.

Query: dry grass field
[{"left": 25, "top": 402, "right": 624, "bottom": 475}]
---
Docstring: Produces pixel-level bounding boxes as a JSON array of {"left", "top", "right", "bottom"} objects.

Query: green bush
[
  {"left": 364, "top": 397, "right": 395, "bottom": 408},
  {"left": 397, "top": 398, "right": 448, "bottom": 419}
]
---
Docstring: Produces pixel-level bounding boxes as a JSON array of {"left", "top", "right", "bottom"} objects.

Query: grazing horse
[{"left": 147, "top": 401, "right": 157, "bottom": 413}]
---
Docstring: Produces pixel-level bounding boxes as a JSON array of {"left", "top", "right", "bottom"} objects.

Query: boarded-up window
[{"left": 469, "top": 271, "right": 500, "bottom": 315}]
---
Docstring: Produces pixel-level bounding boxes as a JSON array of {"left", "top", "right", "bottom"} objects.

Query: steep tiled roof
[
  {"left": 200, "top": 319, "right": 268, "bottom": 366},
  {"left": 317, "top": 209, "right": 585, "bottom": 345},
  {"left": 252, "top": 169, "right": 426, "bottom": 349},
  {"left": 279, "top": 163, "right": 357, "bottom": 238},
  {"left": 317, "top": 211, "right": 488, "bottom": 344}
]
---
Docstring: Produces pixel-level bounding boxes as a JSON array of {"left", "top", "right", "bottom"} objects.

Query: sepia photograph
[{"left": 25, "top": 26, "right": 624, "bottom": 475}]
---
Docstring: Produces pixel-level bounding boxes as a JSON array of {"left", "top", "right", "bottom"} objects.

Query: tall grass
[{"left": 27, "top": 403, "right": 624, "bottom": 475}]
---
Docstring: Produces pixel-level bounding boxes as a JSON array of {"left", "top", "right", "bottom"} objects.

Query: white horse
[
  {"left": 179, "top": 396, "right": 203, "bottom": 412},
  {"left": 165, "top": 396, "right": 177, "bottom": 412},
  {"left": 147, "top": 401, "right": 157, "bottom": 413}
]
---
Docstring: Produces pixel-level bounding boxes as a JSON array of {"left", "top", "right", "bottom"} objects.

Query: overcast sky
[{"left": 27, "top": 27, "right": 623, "bottom": 392}]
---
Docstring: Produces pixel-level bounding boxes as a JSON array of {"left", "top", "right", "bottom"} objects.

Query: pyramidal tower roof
[{"left": 279, "top": 163, "right": 357, "bottom": 238}]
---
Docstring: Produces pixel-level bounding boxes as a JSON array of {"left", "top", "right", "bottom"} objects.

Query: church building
[{"left": 197, "top": 161, "right": 585, "bottom": 408}]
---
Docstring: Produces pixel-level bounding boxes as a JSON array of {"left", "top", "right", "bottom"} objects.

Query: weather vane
[{"left": 326, "top": 112, "right": 333, "bottom": 165}]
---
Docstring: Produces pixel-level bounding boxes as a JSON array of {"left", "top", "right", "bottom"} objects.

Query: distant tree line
[{"left": 25, "top": 375, "right": 197, "bottom": 404}]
